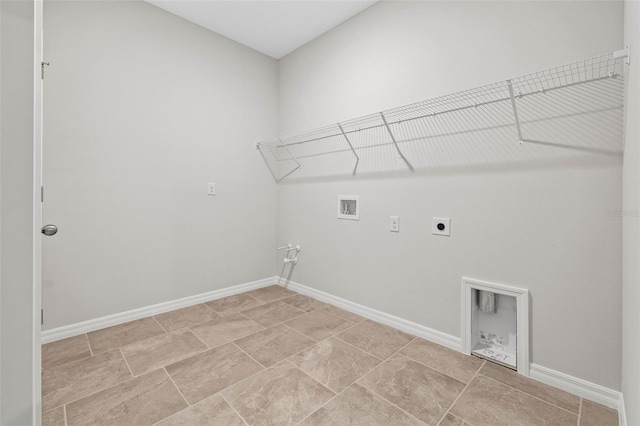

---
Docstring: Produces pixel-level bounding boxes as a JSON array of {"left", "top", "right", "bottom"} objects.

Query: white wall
[
  {"left": 0, "top": 0, "right": 37, "bottom": 423},
  {"left": 42, "top": 1, "right": 279, "bottom": 329},
  {"left": 277, "top": 1, "right": 624, "bottom": 390},
  {"left": 622, "top": 0, "right": 639, "bottom": 422}
]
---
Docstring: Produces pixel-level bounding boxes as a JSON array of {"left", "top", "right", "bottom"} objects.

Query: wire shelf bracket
[
  {"left": 381, "top": 112, "right": 414, "bottom": 171},
  {"left": 507, "top": 80, "right": 525, "bottom": 146},
  {"left": 255, "top": 48, "right": 630, "bottom": 181},
  {"left": 614, "top": 44, "right": 631, "bottom": 65},
  {"left": 337, "top": 122, "right": 360, "bottom": 175}
]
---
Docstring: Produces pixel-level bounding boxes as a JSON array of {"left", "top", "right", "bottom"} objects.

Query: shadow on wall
[{"left": 258, "top": 57, "right": 625, "bottom": 184}]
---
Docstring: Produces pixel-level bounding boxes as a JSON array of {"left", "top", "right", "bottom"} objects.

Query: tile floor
[{"left": 42, "top": 285, "right": 619, "bottom": 426}]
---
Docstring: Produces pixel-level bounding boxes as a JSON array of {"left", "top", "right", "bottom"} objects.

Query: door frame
[{"left": 32, "top": 0, "right": 43, "bottom": 422}]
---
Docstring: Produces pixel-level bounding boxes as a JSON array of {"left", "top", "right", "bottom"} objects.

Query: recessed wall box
[{"left": 338, "top": 196, "right": 359, "bottom": 220}]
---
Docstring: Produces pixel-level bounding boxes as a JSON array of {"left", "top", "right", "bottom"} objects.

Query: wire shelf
[{"left": 256, "top": 49, "right": 629, "bottom": 181}]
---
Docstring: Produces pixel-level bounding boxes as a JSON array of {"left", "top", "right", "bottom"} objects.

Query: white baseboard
[
  {"left": 285, "top": 280, "right": 626, "bottom": 421},
  {"left": 283, "top": 279, "right": 462, "bottom": 351},
  {"left": 529, "top": 363, "right": 624, "bottom": 416},
  {"left": 41, "top": 276, "right": 279, "bottom": 344},
  {"left": 619, "top": 393, "right": 627, "bottom": 426},
  {"left": 41, "top": 275, "right": 626, "bottom": 424}
]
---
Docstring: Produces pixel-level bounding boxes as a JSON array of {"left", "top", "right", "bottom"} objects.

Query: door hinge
[
  {"left": 41, "top": 309, "right": 44, "bottom": 325},
  {"left": 41, "top": 186, "right": 44, "bottom": 203},
  {"left": 41, "top": 61, "right": 49, "bottom": 80}
]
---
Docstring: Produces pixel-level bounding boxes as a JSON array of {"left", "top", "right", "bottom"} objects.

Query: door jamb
[{"left": 32, "top": 0, "right": 43, "bottom": 423}]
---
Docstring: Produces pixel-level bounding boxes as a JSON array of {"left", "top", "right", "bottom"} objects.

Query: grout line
[
  {"left": 152, "top": 317, "right": 168, "bottom": 334},
  {"left": 359, "top": 383, "right": 429, "bottom": 425},
  {"left": 578, "top": 397, "right": 583, "bottom": 426},
  {"left": 245, "top": 293, "right": 265, "bottom": 303},
  {"left": 231, "top": 341, "right": 270, "bottom": 370},
  {"left": 276, "top": 324, "right": 388, "bottom": 420},
  {"left": 331, "top": 319, "right": 418, "bottom": 362},
  {"left": 480, "top": 366, "right": 583, "bottom": 416},
  {"left": 436, "top": 360, "right": 485, "bottom": 425},
  {"left": 154, "top": 345, "right": 218, "bottom": 381},
  {"left": 391, "top": 346, "right": 478, "bottom": 386},
  {"left": 320, "top": 306, "right": 362, "bottom": 324},
  {"left": 294, "top": 384, "right": 351, "bottom": 425},
  {"left": 277, "top": 323, "right": 330, "bottom": 360},
  {"left": 331, "top": 321, "right": 366, "bottom": 339},
  {"left": 291, "top": 364, "right": 336, "bottom": 395},
  {"left": 201, "top": 302, "right": 217, "bottom": 313},
  {"left": 336, "top": 338, "right": 384, "bottom": 362},
  {"left": 319, "top": 332, "right": 385, "bottom": 363},
  {"left": 150, "top": 409, "right": 180, "bottom": 426},
  {"left": 42, "top": 353, "right": 94, "bottom": 372},
  {"left": 384, "top": 336, "right": 417, "bottom": 362},
  {"left": 187, "top": 326, "right": 213, "bottom": 350},
  {"left": 84, "top": 333, "right": 94, "bottom": 357},
  {"left": 236, "top": 311, "right": 253, "bottom": 321},
  {"left": 119, "top": 348, "right": 135, "bottom": 378},
  {"left": 443, "top": 413, "right": 472, "bottom": 426},
  {"left": 221, "top": 393, "right": 251, "bottom": 426},
  {"left": 150, "top": 408, "right": 185, "bottom": 426},
  {"left": 163, "top": 366, "right": 191, "bottom": 407},
  {"left": 191, "top": 346, "right": 274, "bottom": 401},
  {"left": 281, "top": 358, "right": 296, "bottom": 367},
  {"left": 236, "top": 311, "right": 268, "bottom": 332},
  {"left": 43, "top": 363, "right": 146, "bottom": 413},
  {"left": 283, "top": 337, "right": 327, "bottom": 362},
  {"left": 478, "top": 369, "right": 581, "bottom": 417},
  {"left": 41, "top": 344, "right": 120, "bottom": 374},
  {"left": 204, "top": 292, "right": 266, "bottom": 315}
]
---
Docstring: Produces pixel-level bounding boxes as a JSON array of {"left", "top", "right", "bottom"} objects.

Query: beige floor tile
[
  {"left": 400, "top": 338, "right": 483, "bottom": 384},
  {"left": 40, "top": 290, "right": 596, "bottom": 426},
  {"left": 244, "top": 285, "right": 296, "bottom": 302},
  {"left": 120, "top": 328, "right": 207, "bottom": 376},
  {"left": 450, "top": 375, "right": 578, "bottom": 426},
  {"left": 281, "top": 294, "right": 329, "bottom": 312},
  {"left": 240, "top": 300, "right": 306, "bottom": 327},
  {"left": 358, "top": 356, "right": 465, "bottom": 425},
  {"left": 223, "top": 362, "right": 334, "bottom": 426},
  {"left": 42, "top": 406, "right": 65, "bottom": 426},
  {"left": 438, "top": 413, "right": 469, "bottom": 426},
  {"left": 337, "top": 320, "right": 414, "bottom": 359},
  {"left": 299, "top": 383, "right": 424, "bottom": 426},
  {"left": 479, "top": 362, "right": 581, "bottom": 413},
  {"left": 42, "top": 334, "right": 92, "bottom": 370},
  {"left": 205, "top": 293, "right": 264, "bottom": 316},
  {"left": 65, "top": 369, "right": 187, "bottom": 426},
  {"left": 234, "top": 323, "right": 315, "bottom": 367},
  {"left": 290, "top": 338, "right": 381, "bottom": 393},
  {"left": 154, "top": 304, "right": 219, "bottom": 332},
  {"left": 322, "top": 305, "right": 366, "bottom": 323},
  {"left": 285, "top": 310, "right": 354, "bottom": 342},
  {"left": 155, "top": 395, "right": 245, "bottom": 426},
  {"left": 580, "top": 400, "right": 619, "bottom": 426},
  {"left": 42, "top": 350, "right": 132, "bottom": 412},
  {"left": 165, "top": 342, "right": 263, "bottom": 404},
  {"left": 190, "top": 312, "right": 264, "bottom": 348},
  {"left": 87, "top": 317, "right": 165, "bottom": 354}
]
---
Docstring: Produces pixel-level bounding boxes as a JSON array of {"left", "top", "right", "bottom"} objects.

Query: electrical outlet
[
  {"left": 208, "top": 182, "right": 216, "bottom": 196},
  {"left": 432, "top": 217, "right": 450, "bottom": 236},
  {"left": 390, "top": 216, "right": 399, "bottom": 232}
]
